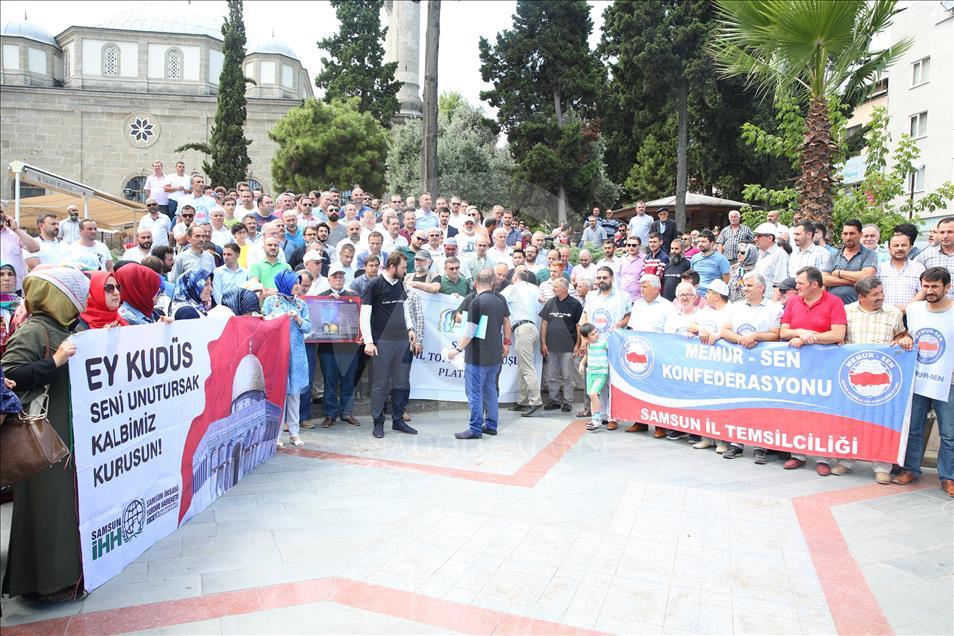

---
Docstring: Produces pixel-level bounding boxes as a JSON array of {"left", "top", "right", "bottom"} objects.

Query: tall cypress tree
[
  {"left": 316, "top": 0, "right": 401, "bottom": 127},
  {"left": 177, "top": 0, "right": 252, "bottom": 187}
]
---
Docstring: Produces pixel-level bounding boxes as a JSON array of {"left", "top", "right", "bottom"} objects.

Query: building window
[
  {"left": 911, "top": 57, "right": 930, "bottom": 87},
  {"left": 246, "top": 177, "right": 263, "bottom": 193},
  {"left": 123, "top": 176, "right": 147, "bottom": 202},
  {"left": 165, "top": 48, "right": 183, "bottom": 80},
  {"left": 63, "top": 48, "right": 71, "bottom": 78},
  {"left": 909, "top": 112, "right": 928, "bottom": 139},
  {"left": 908, "top": 165, "right": 925, "bottom": 195},
  {"left": 102, "top": 43, "right": 120, "bottom": 76}
]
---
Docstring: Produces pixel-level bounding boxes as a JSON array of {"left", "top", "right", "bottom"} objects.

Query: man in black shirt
[
  {"left": 662, "top": 239, "right": 692, "bottom": 301},
  {"left": 359, "top": 252, "right": 419, "bottom": 438},
  {"left": 447, "top": 268, "right": 512, "bottom": 439},
  {"left": 539, "top": 278, "right": 583, "bottom": 411},
  {"left": 317, "top": 264, "right": 361, "bottom": 428}
]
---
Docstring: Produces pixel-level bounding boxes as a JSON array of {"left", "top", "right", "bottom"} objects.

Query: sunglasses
[
  {"left": 104, "top": 283, "right": 121, "bottom": 293},
  {"left": 147, "top": 204, "right": 158, "bottom": 208},
  {"left": 182, "top": 213, "right": 195, "bottom": 218},
  {"left": 626, "top": 243, "right": 639, "bottom": 247},
  {"left": 447, "top": 266, "right": 460, "bottom": 271}
]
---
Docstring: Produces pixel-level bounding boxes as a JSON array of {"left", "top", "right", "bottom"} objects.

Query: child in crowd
[{"left": 579, "top": 323, "right": 609, "bottom": 431}]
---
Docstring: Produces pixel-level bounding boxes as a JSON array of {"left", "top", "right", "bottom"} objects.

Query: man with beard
[
  {"left": 662, "top": 239, "right": 691, "bottom": 301},
  {"left": 405, "top": 251, "right": 441, "bottom": 294},
  {"left": 822, "top": 219, "right": 878, "bottom": 304},
  {"left": 26, "top": 213, "right": 70, "bottom": 269},
  {"left": 138, "top": 198, "right": 173, "bottom": 248},
  {"left": 596, "top": 239, "right": 622, "bottom": 278},
  {"left": 580, "top": 266, "right": 630, "bottom": 425},
  {"left": 122, "top": 228, "right": 154, "bottom": 263}
]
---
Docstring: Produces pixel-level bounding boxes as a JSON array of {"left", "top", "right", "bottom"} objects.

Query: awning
[{"left": 611, "top": 193, "right": 750, "bottom": 221}]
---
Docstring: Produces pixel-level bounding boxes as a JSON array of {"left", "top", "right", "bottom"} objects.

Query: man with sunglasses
[
  {"left": 172, "top": 205, "right": 197, "bottom": 249},
  {"left": 138, "top": 197, "right": 172, "bottom": 248},
  {"left": 619, "top": 236, "right": 646, "bottom": 301}
]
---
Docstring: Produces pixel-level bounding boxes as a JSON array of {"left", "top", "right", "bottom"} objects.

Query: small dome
[
  {"left": 94, "top": 5, "right": 222, "bottom": 40},
  {"left": 231, "top": 353, "right": 266, "bottom": 403},
  {"left": 1, "top": 21, "right": 59, "bottom": 47},
  {"left": 248, "top": 37, "right": 298, "bottom": 60}
]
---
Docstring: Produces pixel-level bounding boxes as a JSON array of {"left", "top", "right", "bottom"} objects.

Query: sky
[{"left": 1, "top": 0, "right": 611, "bottom": 114}]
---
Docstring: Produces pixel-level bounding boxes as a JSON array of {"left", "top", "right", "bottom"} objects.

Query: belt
[{"left": 512, "top": 320, "right": 533, "bottom": 330}]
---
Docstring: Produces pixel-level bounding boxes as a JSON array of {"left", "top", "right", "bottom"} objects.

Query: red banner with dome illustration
[{"left": 68, "top": 317, "right": 289, "bottom": 592}]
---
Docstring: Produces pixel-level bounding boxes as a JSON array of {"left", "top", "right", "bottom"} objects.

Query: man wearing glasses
[
  {"left": 138, "top": 197, "right": 172, "bottom": 248},
  {"left": 173, "top": 206, "right": 197, "bottom": 249},
  {"left": 619, "top": 236, "right": 646, "bottom": 301}
]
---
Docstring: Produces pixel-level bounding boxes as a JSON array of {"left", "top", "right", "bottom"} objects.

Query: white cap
[
  {"left": 328, "top": 263, "right": 346, "bottom": 276},
  {"left": 303, "top": 249, "right": 323, "bottom": 263},
  {"left": 754, "top": 223, "right": 777, "bottom": 237},
  {"left": 707, "top": 279, "right": 729, "bottom": 297}
]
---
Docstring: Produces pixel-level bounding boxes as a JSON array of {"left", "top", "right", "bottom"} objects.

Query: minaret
[{"left": 383, "top": 0, "right": 423, "bottom": 121}]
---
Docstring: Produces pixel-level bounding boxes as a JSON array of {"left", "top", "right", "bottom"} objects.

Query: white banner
[
  {"left": 68, "top": 316, "right": 290, "bottom": 591},
  {"left": 410, "top": 293, "right": 542, "bottom": 402}
]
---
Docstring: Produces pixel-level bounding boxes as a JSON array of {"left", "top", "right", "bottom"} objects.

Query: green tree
[
  {"left": 709, "top": 0, "right": 911, "bottom": 224},
  {"left": 315, "top": 0, "right": 401, "bottom": 127},
  {"left": 176, "top": 0, "right": 252, "bottom": 187},
  {"left": 269, "top": 98, "right": 388, "bottom": 194},
  {"left": 479, "top": 0, "right": 616, "bottom": 224},
  {"left": 386, "top": 92, "right": 514, "bottom": 210}
]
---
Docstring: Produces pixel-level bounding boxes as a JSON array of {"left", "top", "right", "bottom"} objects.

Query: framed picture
[{"left": 300, "top": 296, "right": 362, "bottom": 343}]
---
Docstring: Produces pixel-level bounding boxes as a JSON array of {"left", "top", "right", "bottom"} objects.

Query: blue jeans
[
  {"left": 320, "top": 346, "right": 358, "bottom": 419},
  {"left": 466, "top": 362, "right": 500, "bottom": 434},
  {"left": 903, "top": 385, "right": 954, "bottom": 482}
]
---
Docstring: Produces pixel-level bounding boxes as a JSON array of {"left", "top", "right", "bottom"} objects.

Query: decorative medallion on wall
[{"left": 123, "top": 113, "right": 161, "bottom": 148}]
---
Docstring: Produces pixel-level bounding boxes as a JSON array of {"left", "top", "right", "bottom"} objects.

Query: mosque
[{"left": 0, "top": 2, "right": 421, "bottom": 204}]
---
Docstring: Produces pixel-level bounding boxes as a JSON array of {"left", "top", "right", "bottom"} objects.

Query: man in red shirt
[{"left": 780, "top": 266, "right": 847, "bottom": 474}]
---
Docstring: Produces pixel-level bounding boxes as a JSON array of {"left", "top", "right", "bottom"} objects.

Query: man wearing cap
[
  {"left": 649, "top": 208, "right": 679, "bottom": 254},
  {"left": 774, "top": 277, "right": 798, "bottom": 306},
  {"left": 405, "top": 251, "right": 441, "bottom": 294},
  {"left": 456, "top": 216, "right": 479, "bottom": 255},
  {"left": 715, "top": 210, "right": 754, "bottom": 264},
  {"left": 139, "top": 198, "right": 173, "bottom": 248},
  {"left": 317, "top": 264, "right": 362, "bottom": 429},
  {"left": 752, "top": 222, "right": 789, "bottom": 297},
  {"left": 788, "top": 221, "right": 827, "bottom": 278},
  {"left": 59, "top": 205, "right": 82, "bottom": 244},
  {"left": 822, "top": 219, "right": 878, "bottom": 304}
]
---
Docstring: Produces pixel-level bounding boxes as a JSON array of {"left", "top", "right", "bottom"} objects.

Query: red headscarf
[
  {"left": 114, "top": 264, "right": 162, "bottom": 317},
  {"left": 80, "top": 271, "right": 128, "bottom": 329}
]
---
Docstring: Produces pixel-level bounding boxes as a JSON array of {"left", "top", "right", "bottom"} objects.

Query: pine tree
[
  {"left": 316, "top": 0, "right": 401, "bottom": 127},
  {"left": 176, "top": 0, "right": 252, "bottom": 188}
]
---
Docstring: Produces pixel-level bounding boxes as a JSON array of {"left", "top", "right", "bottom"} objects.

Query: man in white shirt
[
  {"left": 381, "top": 215, "right": 408, "bottom": 252},
  {"left": 138, "top": 198, "right": 172, "bottom": 248},
  {"left": 121, "top": 228, "right": 154, "bottom": 263},
  {"left": 571, "top": 249, "right": 599, "bottom": 286},
  {"left": 163, "top": 160, "right": 191, "bottom": 219},
  {"left": 209, "top": 207, "right": 233, "bottom": 248},
  {"left": 336, "top": 220, "right": 366, "bottom": 261},
  {"left": 627, "top": 201, "right": 653, "bottom": 246},
  {"left": 26, "top": 213, "right": 70, "bottom": 269},
  {"left": 177, "top": 175, "right": 217, "bottom": 224},
  {"left": 580, "top": 266, "right": 631, "bottom": 427},
  {"left": 753, "top": 223, "right": 789, "bottom": 297},
  {"left": 486, "top": 228, "right": 514, "bottom": 267},
  {"left": 59, "top": 205, "right": 82, "bottom": 244},
  {"left": 447, "top": 196, "right": 466, "bottom": 229},
  {"left": 69, "top": 219, "right": 113, "bottom": 272},
  {"left": 144, "top": 160, "right": 171, "bottom": 215},
  {"left": 764, "top": 209, "right": 790, "bottom": 243},
  {"left": 456, "top": 217, "right": 479, "bottom": 255},
  {"left": 788, "top": 221, "right": 827, "bottom": 277},
  {"left": 236, "top": 189, "right": 257, "bottom": 218},
  {"left": 502, "top": 268, "right": 544, "bottom": 416}
]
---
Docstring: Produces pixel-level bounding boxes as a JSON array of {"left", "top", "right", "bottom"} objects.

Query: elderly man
[
  {"left": 719, "top": 271, "right": 783, "bottom": 460},
  {"left": 447, "top": 269, "right": 512, "bottom": 438},
  {"left": 316, "top": 264, "right": 362, "bottom": 428},
  {"left": 649, "top": 208, "right": 679, "bottom": 253},
  {"left": 502, "top": 268, "right": 543, "bottom": 416},
  {"left": 625, "top": 274, "right": 672, "bottom": 435},
  {"left": 716, "top": 210, "right": 754, "bottom": 264},
  {"left": 487, "top": 228, "right": 514, "bottom": 267},
  {"left": 59, "top": 205, "right": 82, "bottom": 244},
  {"left": 861, "top": 224, "right": 889, "bottom": 263},
  {"left": 540, "top": 278, "right": 583, "bottom": 412},
  {"left": 579, "top": 216, "right": 607, "bottom": 248},
  {"left": 209, "top": 207, "right": 233, "bottom": 248},
  {"left": 405, "top": 251, "right": 441, "bottom": 293},
  {"left": 780, "top": 266, "right": 847, "bottom": 474},
  {"left": 823, "top": 219, "right": 878, "bottom": 304},
  {"left": 247, "top": 221, "right": 288, "bottom": 268},
  {"left": 894, "top": 267, "right": 954, "bottom": 497},
  {"left": 336, "top": 220, "right": 365, "bottom": 260},
  {"left": 122, "top": 228, "right": 154, "bottom": 263},
  {"left": 752, "top": 223, "right": 789, "bottom": 296},
  {"left": 463, "top": 236, "right": 494, "bottom": 280},
  {"left": 841, "top": 276, "right": 912, "bottom": 481},
  {"left": 878, "top": 231, "right": 925, "bottom": 312}
]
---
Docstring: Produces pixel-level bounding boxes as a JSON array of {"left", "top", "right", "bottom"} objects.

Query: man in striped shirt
[
  {"left": 878, "top": 232, "right": 924, "bottom": 313},
  {"left": 915, "top": 216, "right": 954, "bottom": 298}
]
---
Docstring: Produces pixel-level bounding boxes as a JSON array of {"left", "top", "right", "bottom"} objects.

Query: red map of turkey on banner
[{"left": 177, "top": 316, "right": 290, "bottom": 522}]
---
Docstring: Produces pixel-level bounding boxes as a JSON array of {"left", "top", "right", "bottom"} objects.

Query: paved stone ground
[{"left": 1, "top": 408, "right": 951, "bottom": 635}]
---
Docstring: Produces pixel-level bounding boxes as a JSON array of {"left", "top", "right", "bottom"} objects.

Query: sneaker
[
  {"left": 276, "top": 438, "right": 285, "bottom": 449},
  {"left": 715, "top": 442, "right": 729, "bottom": 454},
  {"left": 544, "top": 402, "right": 561, "bottom": 411},
  {"left": 692, "top": 439, "right": 714, "bottom": 450},
  {"left": 522, "top": 404, "right": 543, "bottom": 417},
  {"left": 561, "top": 403, "right": 572, "bottom": 413},
  {"left": 753, "top": 448, "right": 768, "bottom": 464},
  {"left": 723, "top": 445, "right": 742, "bottom": 459},
  {"left": 815, "top": 463, "right": 831, "bottom": 476},
  {"left": 687, "top": 435, "right": 702, "bottom": 444},
  {"left": 830, "top": 463, "right": 850, "bottom": 476},
  {"left": 586, "top": 420, "right": 603, "bottom": 431},
  {"left": 291, "top": 435, "right": 304, "bottom": 447},
  {"left": 666, "top": 430, "right": 688, "bottom": 441}
]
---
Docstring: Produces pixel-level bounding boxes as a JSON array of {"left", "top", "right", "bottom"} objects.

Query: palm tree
[{"left": 709, "top": 0, "right": 911, "bottom": 224}]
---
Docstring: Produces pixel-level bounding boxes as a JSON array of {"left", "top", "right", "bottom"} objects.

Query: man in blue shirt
[{"left": 690, "top": 230, "right": 731, "bottom": 294}]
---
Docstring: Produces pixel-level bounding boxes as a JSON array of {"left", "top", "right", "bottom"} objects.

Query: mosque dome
[
  {"left": 248, "top": 37, "right": 298, "bottom": 60},
  {"left": 94, "top": 6, "right": 223, "bottom": 40},
  {"left": 1, "top": 21, "right": 59, "bottom": 47},
  {"left": 231, "top": 353, "right": 266, "bottom": 403}
]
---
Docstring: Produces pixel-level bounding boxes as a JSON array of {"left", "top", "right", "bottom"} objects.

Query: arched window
[
  {"left": 123, "top": 176, "right": 147, "bottom": 202},
  {"left": 165, "top": 47, "right": 183, "bottom": 80},
  {"left": 102, "top": 43, "right": 120, "bottom": 77},
  {"left": 63, "top": 48, "right": 71, "bottom": 78},
  {"left": 246, "top": 177, "right": 263, "bottom": 192}
]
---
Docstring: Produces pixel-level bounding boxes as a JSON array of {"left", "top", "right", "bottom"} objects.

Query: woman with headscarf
[
  {"left": 261, "top": 270, "right": 312, "bottom": 448},
  {"left": 170, "top": 269, "right": 213, "bottom": 320},
  {"left": 221, "top": 288, "right": 262, "bottom": 317},
  {"left": 1, "top": 267, "right": 90, "bottom": 602},
  {"left": 115, "top": 263, "right": 164, "bottom": 325},
  {"left": 77, "top": 271, "right": 128, "bottom": 330},
  {"left": 1, "top": 262, "right": 22, "bottom": 353},
  {"left": 729, "top": 243, "right": 758, "bottom": 303}
]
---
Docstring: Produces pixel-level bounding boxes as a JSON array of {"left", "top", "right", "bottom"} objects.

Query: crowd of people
[{"left": 0, "top": 159, "right": 952, "bottom": 602}]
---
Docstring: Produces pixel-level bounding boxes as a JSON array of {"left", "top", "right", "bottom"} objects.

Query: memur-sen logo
[
  {"left": 438, "top": 309, "right": 458, "bottom": 333},
  {"left": 914, "top": 328, "right": 945, "bottom": 365},
  {"left": 838, "top": 351, "right": 902, "bottom": 406},
  {"left": 591, "top": 308, "right": 612, "bottom": 333},
  {"left": 618, "top": 335, "right": 654, "bottom": 380}
]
